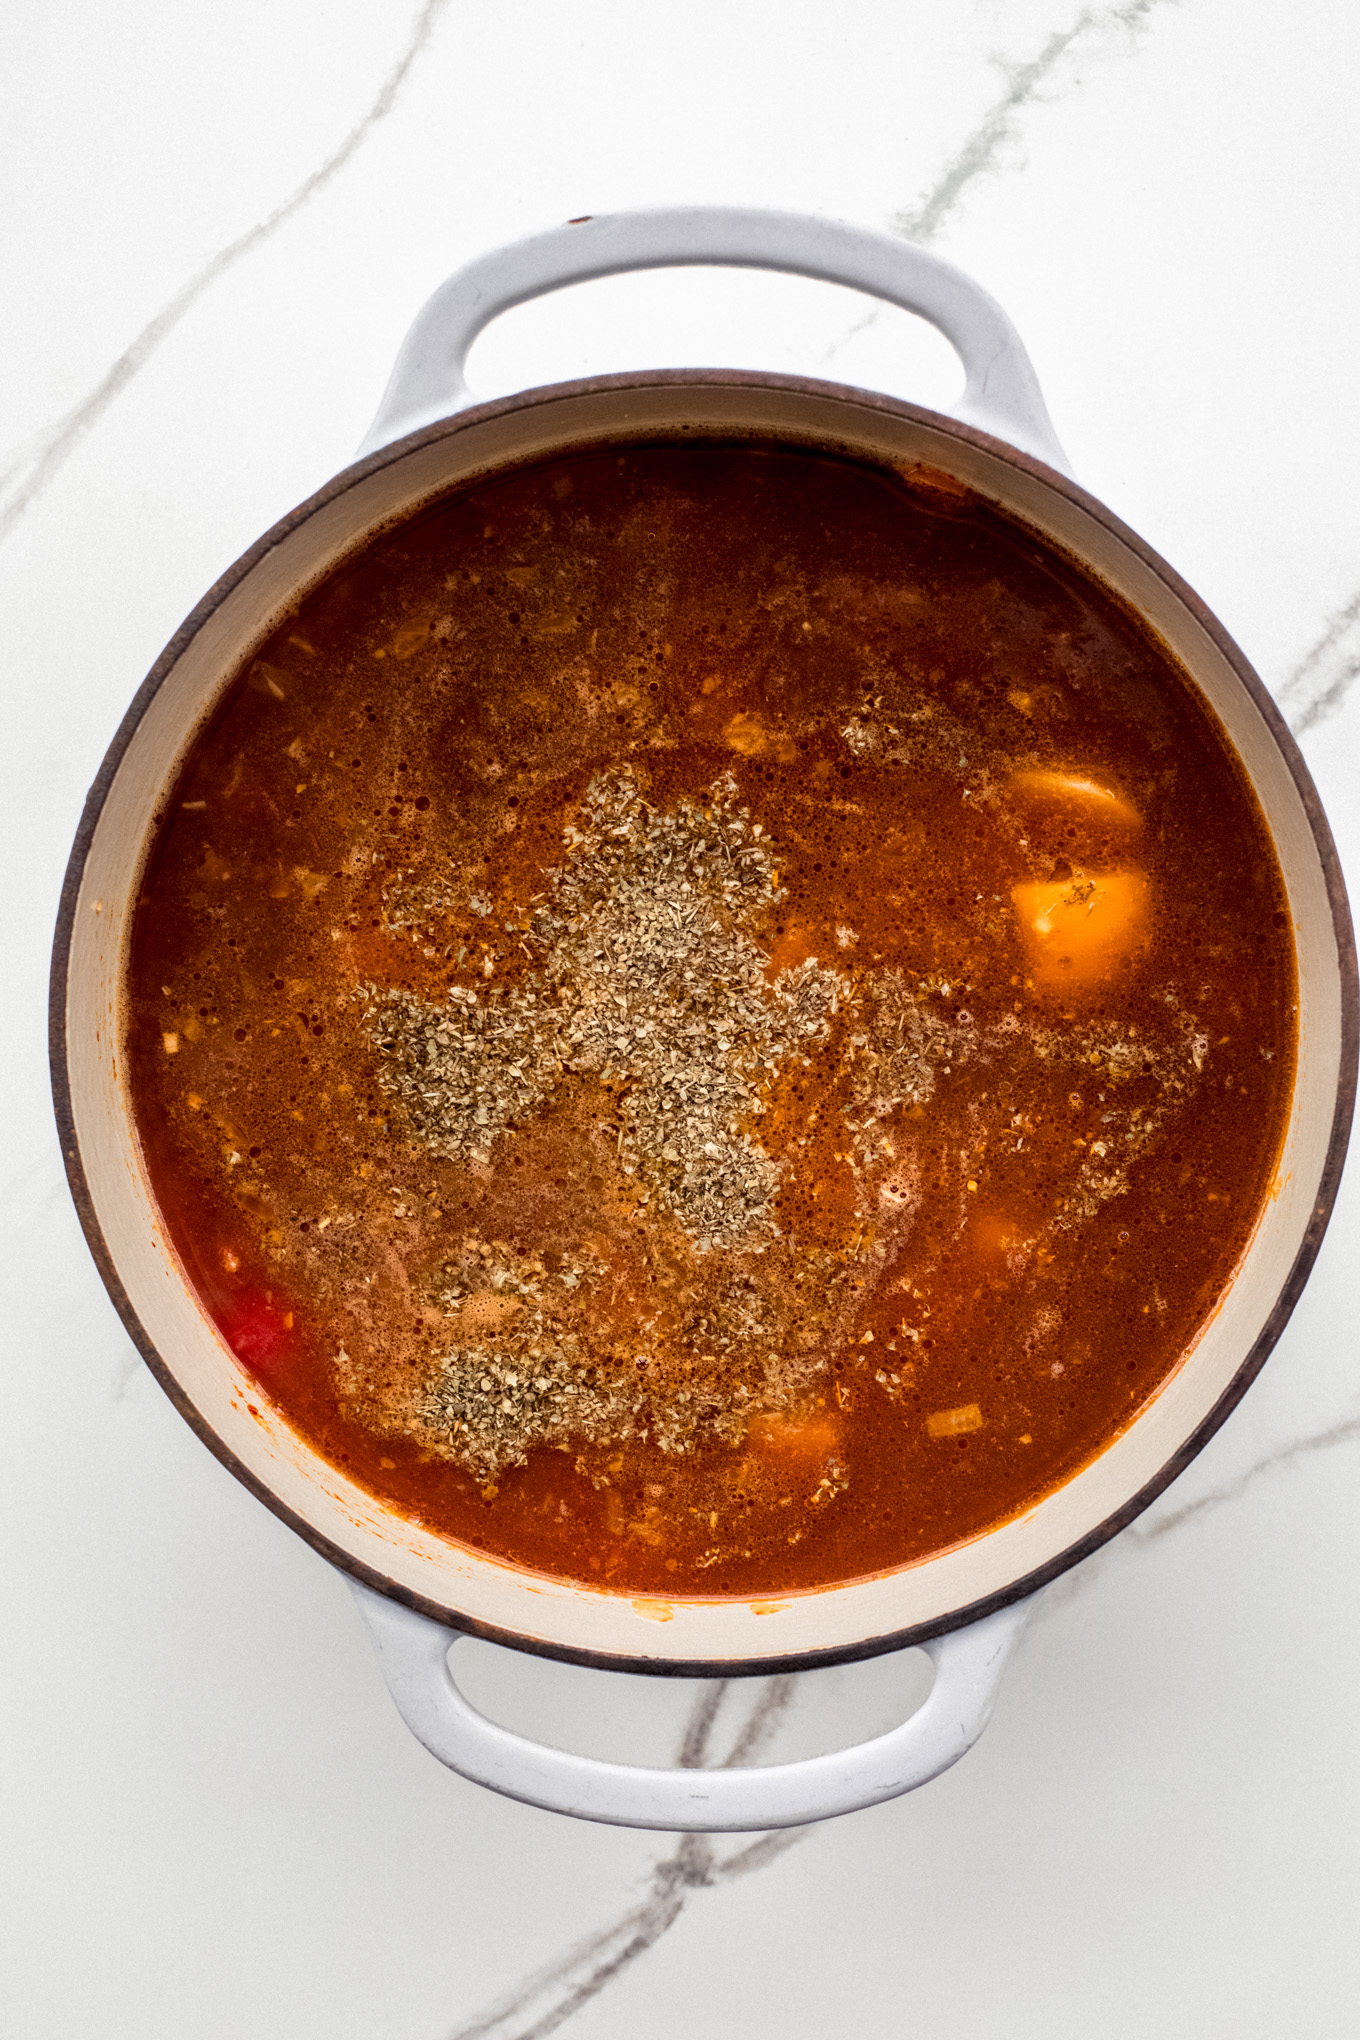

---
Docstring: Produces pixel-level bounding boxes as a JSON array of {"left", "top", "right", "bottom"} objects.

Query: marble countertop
[{"left": 4, "top": 4, "right": 1359, "bottom": 2034}]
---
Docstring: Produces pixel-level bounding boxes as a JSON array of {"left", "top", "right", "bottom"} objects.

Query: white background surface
[{"left": 3, "top": 4, "right": 1359, "bottom": 2034}]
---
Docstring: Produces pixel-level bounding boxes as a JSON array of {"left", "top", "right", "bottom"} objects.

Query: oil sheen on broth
[{"left": 126, "top": 443, "right": 1297, "bottom": 1596}]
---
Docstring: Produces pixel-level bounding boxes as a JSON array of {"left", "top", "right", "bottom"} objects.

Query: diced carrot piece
[{"left": 1011, "top": 869, "right": 1150, "bottom": 988}]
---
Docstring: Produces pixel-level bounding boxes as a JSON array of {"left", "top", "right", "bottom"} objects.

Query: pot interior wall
[{"left": 59, "top": 376, "right": 1351, "bottom": 1669}]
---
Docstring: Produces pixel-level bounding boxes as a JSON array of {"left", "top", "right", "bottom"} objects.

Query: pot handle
[
  {"left": 357, "top": 207, "right": 1069, "bottom": 472},
  {"left": 350, "top": 1580, "right": 1039, "bottom": 1832}
]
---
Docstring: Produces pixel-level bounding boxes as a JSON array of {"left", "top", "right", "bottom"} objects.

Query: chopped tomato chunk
[{"left": 220, "top": 1291, "right": 294, "bottom": 1375}]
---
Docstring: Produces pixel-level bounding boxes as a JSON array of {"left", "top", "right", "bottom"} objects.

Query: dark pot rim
[{"left": 49, "top": 366, "right": 1360, "bottom": 1677}]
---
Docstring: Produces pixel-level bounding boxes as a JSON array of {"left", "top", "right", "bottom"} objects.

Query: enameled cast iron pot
[{"left": 52, "top": 211, "right": 1357, "bottom": 1831}]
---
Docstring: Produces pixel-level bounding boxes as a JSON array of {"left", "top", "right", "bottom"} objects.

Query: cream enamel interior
[{"left": 62, "top": 378, "right": 1346, "bottom": 1668}]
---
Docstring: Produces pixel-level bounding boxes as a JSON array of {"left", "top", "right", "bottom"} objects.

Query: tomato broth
[{"left": 126, "top": 442, "right": 1296, "bottom": 1596}]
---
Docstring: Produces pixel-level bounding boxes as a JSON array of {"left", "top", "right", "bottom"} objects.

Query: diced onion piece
[
  {"left": 1011, "top": 869, "right": 1150, "bottom": 988},
  {"left": 927, "top": 1403, "right": 984, "bottom": 1438}
]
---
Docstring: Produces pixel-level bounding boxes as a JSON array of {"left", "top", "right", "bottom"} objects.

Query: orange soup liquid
[{"left": 126, "top": 443, "right": 1296, "bottom": 1595}]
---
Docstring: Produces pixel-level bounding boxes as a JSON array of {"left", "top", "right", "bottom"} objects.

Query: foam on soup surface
[{"left": 126, "top": 443, "right": 1296, "bottom": 1595}]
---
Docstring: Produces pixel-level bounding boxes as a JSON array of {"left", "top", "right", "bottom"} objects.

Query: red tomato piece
[{"left": 220, "top": 1291, "right": 293, "bottom": 1375}]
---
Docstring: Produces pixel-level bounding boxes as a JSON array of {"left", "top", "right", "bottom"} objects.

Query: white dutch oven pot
[{"left": 53, "top": 210, "right": 1356, "bottom": 1832}]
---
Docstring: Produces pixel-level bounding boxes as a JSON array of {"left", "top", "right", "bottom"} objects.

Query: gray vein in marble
[
  {"left": 110, "top": 1345, "right": 148, "bottom": 1403},
  {"left": 451, "top": 1403, "right": 1360, "bottom": 2037},
  {"left": 1279, "top": 588, "right": 1360, "bottom": 736},
  {"left": 446, "top": 1680, "right": 807, "bottom": 2040},
  {"left": 1130, "top": 1409, "right": 1360, "bottom": 1543},
  {"left": 0, "top": 0, "right": 452, "bottom": 545},
  {"left": 721, "top": 1674, "right": 798, "bottom": 1767},
  {"left": 674, "top": 1678, "right": 729, "bottom": 1769},
  {"left": 895, "top": 0, "right": 1173, "bottom": 244},
  {"left": 1035, "top": 1405, "right": 1360, "bottom": 1629},
  {"left": 823, "top": 0, "right": 1176, "bottom": 367}
]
